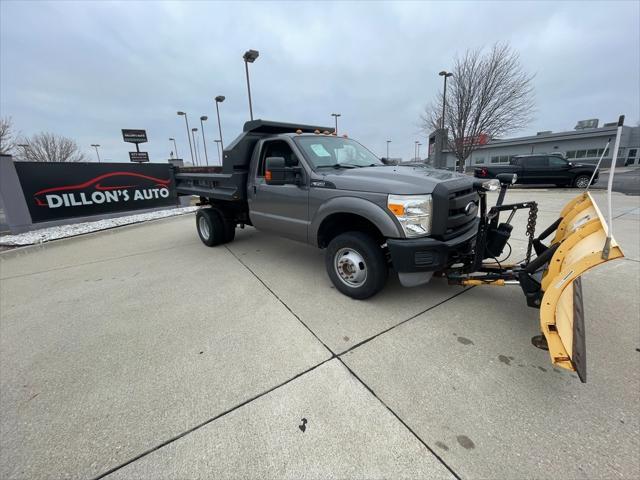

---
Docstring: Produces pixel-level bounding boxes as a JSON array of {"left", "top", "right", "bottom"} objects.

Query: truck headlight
[{"left": 387, "top": 194, "right": 432, "bottom": 237}]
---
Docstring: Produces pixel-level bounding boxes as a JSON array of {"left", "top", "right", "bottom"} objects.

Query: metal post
[
  {"left": 191, "top": 128, "right": 199, "bottom": 166},
  {"left": 178, "top": 112, "right": 195, "bottom": 164},
  {"left": 169, "top": 138, "right": 179, "bottom": 160},
  {"left": 200, "top": 117, "right": 209, "bottom": 166},
  {"left": 386, "top": 140, "right": 391, "bottom": 159},
  {"left": 417, "top": 143, "right": 422, "bottom": 159},
  {"left": 91, "top": 144, "right": 101, "bottom": 163},
  {"left": 214, "top": 139, "right": 222, "bottom": 166},
  {"left": 602, "top": 115, "right": 625, "bottom": 259},
  {"left": 215, "top": 97, "right": 225, "bottom": 153},
  {"left": 331, "top": 113, "right": 341, "bottom": 134},
  {"left": 244, "top": 60, "right": 253, "bottom": 121}
]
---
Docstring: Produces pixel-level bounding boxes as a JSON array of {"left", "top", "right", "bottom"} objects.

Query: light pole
[
  {"left": 438, "top": 71, "right": 453, "bottom": 129},
  {"left": 191, "top": 128, "right": 200, "bottom": 166},
  {"left": 17, "top": 144, "right": 30, "bottom": 160},
  {"left": 417, "top": 143, "right": 422, "bottom": 160},
  {"left": 169, "top": 137, "right": 179, "bottom": 160},
  {"left": 90, "top": 144, "right": 101, "bottom": 163},
  {"left": 331, "top": 113, "right": 341, "bottom": 134},
  {"left": 214, "top": 95, "right": 225, "bottom": 153},
  {"left": 243, "top": 49, "right": 259, "bottom": 120},
  {"left": 214, "top": 139, "right": 222, "bottom": 166},
  {"left": 414, "top": 141, "right": 419, "bottom": 160},
  {"left": 386, "top": 140, "right": 391, "bottom": 159},
  {"left": 199, "top": 116, "right": 209, "bottom": 166},
  {"left": 177, "top": 111, "right": 195, "bottom": 164}
]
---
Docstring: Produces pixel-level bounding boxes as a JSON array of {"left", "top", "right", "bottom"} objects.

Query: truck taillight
[{"left": 478, "top": 168, "right": 488, "bottom": 177}]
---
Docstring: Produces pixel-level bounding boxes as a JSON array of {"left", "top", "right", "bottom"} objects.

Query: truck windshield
[{"left": 295, "top": 136, "right": 383, "bottom": 169}]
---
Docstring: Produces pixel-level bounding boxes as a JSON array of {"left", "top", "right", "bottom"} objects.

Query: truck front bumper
[{"left": 386, "top": 218, "right": 479, "bottom": 273}]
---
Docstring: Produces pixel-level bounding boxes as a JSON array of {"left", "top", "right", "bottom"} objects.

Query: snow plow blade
[{"left": 539, "top": 192, "right": 624, "bottom": 382}]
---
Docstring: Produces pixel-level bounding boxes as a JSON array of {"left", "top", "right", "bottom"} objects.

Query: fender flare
[{"left": 310, "top": 196, "right": 402, "bottom": 247}]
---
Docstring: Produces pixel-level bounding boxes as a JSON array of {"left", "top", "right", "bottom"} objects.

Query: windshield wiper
[{"left": 317, "top": 163, "right": 360, "bottom": 169}]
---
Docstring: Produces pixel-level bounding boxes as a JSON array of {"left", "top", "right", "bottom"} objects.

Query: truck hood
[{"left": 319, "top": 165, "right": 473, "bottom": 195}]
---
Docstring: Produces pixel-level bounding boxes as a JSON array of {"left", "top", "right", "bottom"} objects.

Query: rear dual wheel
[{"left": 196, "top": 208, "right": 235, "bottom": 246}]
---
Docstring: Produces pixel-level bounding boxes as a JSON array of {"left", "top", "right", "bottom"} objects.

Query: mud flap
[{"left": 538, "top": 192, "right": 623, "bottom": 381}]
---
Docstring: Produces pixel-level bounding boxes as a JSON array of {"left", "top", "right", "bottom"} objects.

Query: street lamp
[
  {"left": 243, "top": 49, "right": 259, "bottom": 120},
  {"left": 199, "top": 116, "right": 209, "bottom": 166},
  {"left": 214, "top": 95, "right": 225, "bottom": 154},
  {"left": 191, "top": 127, "right": 200, "bottom": 166},
  {"left": 177, "top": 111, "right": 195, "bottom": 164},
  {"left": 90, "top": 144, "right": 101, "bottom": 163},
  {"left": 214, "top": 139, "right": 222, "bottom": 166},
  {"left": 17, "top": 144, "right": 30, "bottom": 160},
  {"left": 331, "top": 113, "right": 341, "bottom": 134},
  {"left": 414, "top": 141, "right": 419, "bottom": 160},
  {"left": 386, "top": 140, "right": 391, "bottom": 159},
  {"left": 169, "top": 137, "right": 179, "bottom": 160},
  {"left": 417, "top": 142, "right": 422, "bottom": 160},
  {"left": 438, "top": 71, "right": 454, "bottom": 129}
]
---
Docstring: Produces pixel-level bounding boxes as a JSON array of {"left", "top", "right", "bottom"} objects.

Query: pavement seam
[
  {"left": 90, "top": 357, "right": 334, "bottom": 480},
  {"left": 224, "top": 244, "right": 337, "bottom": 357},
  {"left": 338, "top": 286, "right": 473, "bottom": 356},
  {"left": 0, "top": 241, "right": 199, "bottom": 280},
  {"left": 336, "top": 357, "right": 462, "bottom": 480},
  {"left": 226, "top": 242, "right": 470, "bottom": 478}
]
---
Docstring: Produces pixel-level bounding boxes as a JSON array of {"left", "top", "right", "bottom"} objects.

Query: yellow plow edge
[{"left": 539, "top": 192, "right": 624, "bottom": 381}]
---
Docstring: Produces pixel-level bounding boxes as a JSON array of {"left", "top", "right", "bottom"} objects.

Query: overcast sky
[{"left": 1, "top": 0, "right": 639, "bottom": 164}]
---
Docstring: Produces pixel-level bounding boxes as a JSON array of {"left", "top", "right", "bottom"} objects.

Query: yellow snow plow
[{"left": 447, "top": 116, "right": 626, "bottom": 382}]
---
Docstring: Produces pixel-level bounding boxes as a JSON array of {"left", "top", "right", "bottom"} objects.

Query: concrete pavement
[{"left": 1, "top": 189, "right": 638, "bottom": 479}]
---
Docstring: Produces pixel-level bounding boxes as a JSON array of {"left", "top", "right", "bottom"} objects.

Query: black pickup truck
[{"left": 474, "top": 154, "right": 598, "bottom": 188}]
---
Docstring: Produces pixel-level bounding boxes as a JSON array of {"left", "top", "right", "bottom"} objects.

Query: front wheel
[
  {"left": 325, "top": 232, "right": 388, "bottom": 299},
  {"left": 573, "top": 175, "right": 591, "bottom": 189}
]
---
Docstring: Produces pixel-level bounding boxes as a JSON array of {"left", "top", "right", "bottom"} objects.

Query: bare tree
[
  {"left": 421, "top": 43, "right": 535, "bottom": 172},
  {"left": 15, "top": 132, "right": 87, "bottom": 163},
  {"left": 0, "top": 116, "right": 17, "bottom": 155}
]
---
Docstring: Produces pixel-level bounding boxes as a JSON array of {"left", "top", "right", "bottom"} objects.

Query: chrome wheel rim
[
  {"left": 576, "top": 177, "right": 589, "bottom": 188},
  {"left": 334, "top": 248, "right": 367, "bottom": 287},
  {"left": 198, "top": 216, "right": 210, "bottom": 240}
]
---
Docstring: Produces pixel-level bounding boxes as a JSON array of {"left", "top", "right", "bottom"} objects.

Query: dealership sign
[
  {"left": 122, "top": 129, "right": 148, "bottom": 144},
  {"left": 129, "top": 151, "right": 150, "bottom": 162},
  {"left": 14, "top": 162, "right": 177, "bottom": 223}
]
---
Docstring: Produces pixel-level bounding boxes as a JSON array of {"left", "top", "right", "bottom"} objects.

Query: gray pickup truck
[{"left": 176, "top": 120, "right": 482, "bottom": 299}]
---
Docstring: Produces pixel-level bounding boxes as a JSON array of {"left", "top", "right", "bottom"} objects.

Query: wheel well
[{"left": 317, "top": 213, "right": 385, "bottom": 248}]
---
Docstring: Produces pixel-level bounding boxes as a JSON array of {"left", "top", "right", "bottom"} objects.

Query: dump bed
[{"left": 174, "top": 119, "right": 333, "bottom": 201}]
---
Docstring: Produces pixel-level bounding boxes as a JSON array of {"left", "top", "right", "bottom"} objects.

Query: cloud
[{"left": 1, "top": 0, "right": 638, "bottom": 163}]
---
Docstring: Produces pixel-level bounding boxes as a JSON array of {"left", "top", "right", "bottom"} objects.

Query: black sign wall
[{"left": 14, "top": 162, "right": 177, "bottom": 223}]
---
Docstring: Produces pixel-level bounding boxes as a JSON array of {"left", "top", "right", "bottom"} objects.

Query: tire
[
  {"left": 573, "top": 174, "right": 591, "bottom": 189},
  {"left": 325, "top": 232, "right": 388, "bottom": 299},
  {"left": 196, "top": 208, "right": 226, "bottom": 247},
  {"left": 220, "top": 213, "right": 236, "bottom": 243}
]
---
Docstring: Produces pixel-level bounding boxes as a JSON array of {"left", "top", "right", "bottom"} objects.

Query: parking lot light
[
  {"left": 243, "top": 50, "right": 259, "bottom": 120},
  {"left": 177, "top": 111, "right": 195, "bottom": 164}
]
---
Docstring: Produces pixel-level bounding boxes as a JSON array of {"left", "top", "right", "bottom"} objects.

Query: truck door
[
  {"left": 522, "top": 156, "right": 549, "bottom": 184},
  {"left": 248, "top": 139, "right": 309, "bottom": 242},
  {"left": 547, "top": 156, "right": 572, "bottom": 184}
]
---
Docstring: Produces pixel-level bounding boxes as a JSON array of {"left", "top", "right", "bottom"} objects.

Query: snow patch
[{"left": 0, "top": 207, "right": 200, "bottom": 246}]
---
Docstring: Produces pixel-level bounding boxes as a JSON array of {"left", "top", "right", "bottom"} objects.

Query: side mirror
[
  {"left": 265, "top": 157, "right": 301, "bottom": 186},
  {"left": 496, "top": 173, "right": 517, "bottom": 185},
  {"left": 381, "top": 157, "right": 398, "bottom": 166}
]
